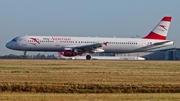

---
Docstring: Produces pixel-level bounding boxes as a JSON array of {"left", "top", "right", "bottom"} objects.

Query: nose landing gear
[{"left": 22, "top": 51, "right": 27, "bottom": 59}]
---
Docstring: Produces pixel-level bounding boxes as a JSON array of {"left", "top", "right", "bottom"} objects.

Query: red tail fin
[{"left": 144, "top": 16, "right": 172, "bottom": 40}]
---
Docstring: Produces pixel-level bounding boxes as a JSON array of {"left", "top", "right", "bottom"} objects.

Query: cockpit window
[{"left": 11, "top": 39, "right": 17, "bottom": 42}]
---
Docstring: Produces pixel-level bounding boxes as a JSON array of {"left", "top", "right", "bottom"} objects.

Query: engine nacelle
[{"left": 63, "top": 48, "right": 77, "bottom": 57}]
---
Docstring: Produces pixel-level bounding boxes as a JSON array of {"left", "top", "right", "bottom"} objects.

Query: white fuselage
[{"left": 6, "top": 35, "right": 173, "bottom": 53}]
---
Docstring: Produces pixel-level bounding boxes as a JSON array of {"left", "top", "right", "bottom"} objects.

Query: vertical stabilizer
[{"left": 144, "top": 16, "right": 172, "bottom": 40}]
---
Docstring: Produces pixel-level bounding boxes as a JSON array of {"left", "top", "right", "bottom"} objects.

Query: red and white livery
[
  {"left": 144, "top": 16, "right": 171, "bottom": 40},
  {"left": 6, "top": 16, "right": 174, "bottom": 60}
]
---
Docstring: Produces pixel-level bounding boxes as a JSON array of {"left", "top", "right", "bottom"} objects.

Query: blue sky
[{"left": 1, "top": 0, "right": 180, "bottom": 55}]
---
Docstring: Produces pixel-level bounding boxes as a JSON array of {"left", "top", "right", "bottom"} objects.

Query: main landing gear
[
  {"left": 86, "top": 55, "right": 91, "bottom": 60},
  {"left": 22, "top": 51, "right": 27, "bottom": 59}
]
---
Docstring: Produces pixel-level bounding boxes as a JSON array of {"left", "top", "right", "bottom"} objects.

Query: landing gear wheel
[
  {"left": 22, "top": 56, "right": 26, "bottom": 59},
  {"left": 86, "top": 55, "right": 91, "bottom": 60}
]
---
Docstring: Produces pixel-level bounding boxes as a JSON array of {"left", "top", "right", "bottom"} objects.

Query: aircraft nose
[{"left": 6, "top": 42, "right": 12, "bottom": 49}]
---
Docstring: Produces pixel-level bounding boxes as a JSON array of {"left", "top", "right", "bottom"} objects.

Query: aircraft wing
[
  {"left": 152, "top": 40, "right": 172, "bottom": 46},
  {"left": 144, "top": 40, "right": 173, "bottom": 48},
  {"left": 136, "top": 40, "right": 173, "bottom": 51},
  {"left": 75, "top": 42, "right": 107, "bottom": 53}
]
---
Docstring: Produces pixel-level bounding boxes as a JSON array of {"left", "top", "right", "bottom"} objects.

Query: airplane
[{"left": 6, "top": 16, "right": 173, "bottom": 60}]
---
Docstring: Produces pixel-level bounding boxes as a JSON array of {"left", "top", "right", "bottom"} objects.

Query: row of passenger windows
[
  {"left": 28, "top": 40, "right": 137, "bottom": 45},
  {"left": 60, "top": 41, "right": 96, "bottom": 43},
  {"left": 109, "top": 42, "right": 137, "bottom": 44},
  {"left": 28, "top": 40, "right": 54, "bottom": 42},
  {"left": 60, "top": 41, "right": 138, "bottom": 44}
]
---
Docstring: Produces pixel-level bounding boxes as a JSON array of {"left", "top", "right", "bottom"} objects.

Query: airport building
[{"left": 98, "top": 47, "right": 180, "bottom": 60}]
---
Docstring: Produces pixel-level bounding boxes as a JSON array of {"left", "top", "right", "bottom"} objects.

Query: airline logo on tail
[
  {"left": 159, "top": 25, "right": 167, "bottom": 30},
  {"left": 144, "top": 16, "right": 172, "bottom": 40}
]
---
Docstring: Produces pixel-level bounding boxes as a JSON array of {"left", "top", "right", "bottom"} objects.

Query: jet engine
[{"left": 63, "top": 48, "right": 78, "bottom": 57}]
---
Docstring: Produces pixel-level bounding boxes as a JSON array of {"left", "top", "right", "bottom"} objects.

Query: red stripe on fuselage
[{"left": 143, "top": 31, "right": 166, "bottom": 40}]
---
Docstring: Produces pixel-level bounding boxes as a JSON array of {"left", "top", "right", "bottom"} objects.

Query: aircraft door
[
  {"left": 22, "top": 36, "right": 27, "bottom": 47},
  {"left": 55, "top": 40, "right": 60, "bottom": 46}
]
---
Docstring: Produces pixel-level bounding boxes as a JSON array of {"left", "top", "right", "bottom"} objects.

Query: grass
[
  {"left": 0, "top": 93, "right": 180, "bottom": 101},
  {"left": 0, "top": 60, "right": 180, "bottom": 93}
]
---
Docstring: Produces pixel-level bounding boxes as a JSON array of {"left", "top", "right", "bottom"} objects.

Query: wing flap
[{"left": 75, "top": 43, "right": 104, "bottom": 53}]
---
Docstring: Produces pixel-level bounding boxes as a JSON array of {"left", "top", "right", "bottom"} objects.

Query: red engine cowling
[{"left": 63, "top": 48, "right": 77, "bottom": 57}]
